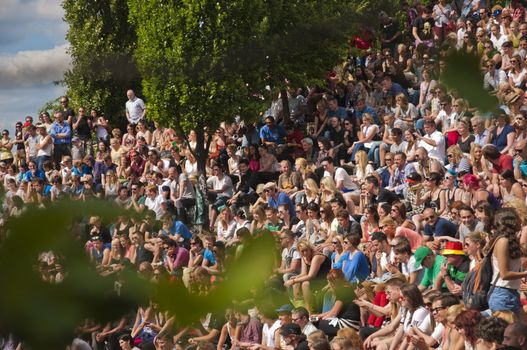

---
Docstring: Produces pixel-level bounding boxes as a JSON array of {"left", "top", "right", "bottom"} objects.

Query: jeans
[
  {"left": 368, "top": 141, "right": 382, "bottom": 166},
  {"left": 351, "top": 143, "right": 370, "bottom": 162},
  {"left": 488, "top": 286, "right": 520, "bottom": 312},
  {"left": 36, "top": 155, "right": 51, "bottom": 172}
]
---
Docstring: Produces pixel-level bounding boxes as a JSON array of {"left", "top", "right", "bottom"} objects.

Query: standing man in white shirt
[
  {"left": 416, "top": 120, "right": 446, "bottom": 163},
  {"left": 125, "top": 89, "right": 146, "bottom": 126}
]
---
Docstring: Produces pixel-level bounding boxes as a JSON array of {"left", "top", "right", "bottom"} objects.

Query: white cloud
[
  {"left": 0, "top": 83, "right": 66, "bottom": 134},
  {"left": 0, "top": 0, "right": 66, "bottom": 48},
  {"left": 0, "top": 0, "right": 63, "bottom": 19},
  {"left": 0, "top": 44, "right": 71, "bottom": 87}
]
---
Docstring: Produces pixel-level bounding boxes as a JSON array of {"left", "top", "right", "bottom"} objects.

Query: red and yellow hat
[{"left": 441, "top": 241, "right": 464, "bottom": 255}]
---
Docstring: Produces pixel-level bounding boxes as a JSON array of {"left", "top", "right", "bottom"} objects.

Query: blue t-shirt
[
  {"left": 328, "top": 106, "right": 348, "bottom": 119},
  {"left": 342, "top": 250, "right": 370, "bottom": 283},
  {"left": 355, "top": 106, "right": 380, "bottom": 124},
  {"left": 331, "top": 251, "right": 348, "bottom": 269},
  {"left": 259, "top": 125, "right": 286, "bottom": 144},
  {"left": 172, "top": 221, "right": 192, "bottom": 240},
  {"left": 24, "top": 169, "right": 45, "bottom": 182},
  {"left": 513, "top": 159, "right": 527, "bottom": 177},
  {"left": 268, "top": 191, "right": 296, "bottom": 217},
  {"left": 423, "top": 217, "right": 457, "bottom": 238},
  {"left": 203, "top": 248, "right": 216, "bottom": 265}
]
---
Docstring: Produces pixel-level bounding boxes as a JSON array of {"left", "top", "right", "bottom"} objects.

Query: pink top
[{"left": 395, "top": 227, "right": 422, "bottom": 252}]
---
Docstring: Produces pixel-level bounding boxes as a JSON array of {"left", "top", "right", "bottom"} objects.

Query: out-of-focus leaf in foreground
[
  {"left": 0, "top": 201, "right": 150, "bottom": 350},
  {"left": 441, "top": 51, "right": 499, "bottom": 113},
  {"left": 156, "top": 231, "right": 277, "bottom": 325}
]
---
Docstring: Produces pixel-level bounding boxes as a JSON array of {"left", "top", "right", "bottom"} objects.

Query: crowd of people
[{"left": 4, "top": 1, "right": 527, "bottom": 350}]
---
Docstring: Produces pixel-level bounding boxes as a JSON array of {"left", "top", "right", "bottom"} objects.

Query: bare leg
[{"left": 302, "top": 281, "right": 314, "bottom": 313}]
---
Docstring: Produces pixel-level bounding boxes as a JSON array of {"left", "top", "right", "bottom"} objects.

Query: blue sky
[{"left": 0, "top": 0, "right": 70, "bottom": 134}]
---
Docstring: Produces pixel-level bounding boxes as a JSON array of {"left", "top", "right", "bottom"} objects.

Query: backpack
[{"left": 462, "top": 237, "right": 501, "bottom": 310}]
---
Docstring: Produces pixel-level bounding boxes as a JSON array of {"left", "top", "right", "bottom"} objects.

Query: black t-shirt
[
  {"left": 76, "top": 115, "right": 93, "bottom": 139},
  {"left": 375, "top": 188, "right": 399, "bottom": 205},
  {"left": 329, "top": 127, "right": 345, "bottom": 148},
  {"left": 294, "top": 337, "right": 309, "bottom": 350},
  {"left": 380, "top": 19, "right": 400, "bottom": 43},
  {"left": 412, "top": 17, "right": 435, "bottom": 41},
  {"left": 62, "top": 108, "right": 76, "bottom": 122}
]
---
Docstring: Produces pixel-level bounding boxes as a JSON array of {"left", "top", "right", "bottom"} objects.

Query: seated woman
[
  {"left": 387, "top": 284, "right": 431, "bottom": 350},
  {"left": 491, "top": 169, "right": 525, "bottom": 203},
  {"left": 284, "top": 239, "right": 332, "bottom": 313},
  {"left": 130, "top": 302, "right": 159, "bottom": 347},
  {"left": 315, "top": 269, "right": 361, "bottom": 337}
]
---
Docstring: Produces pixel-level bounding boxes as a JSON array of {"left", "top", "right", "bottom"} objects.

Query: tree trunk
[
  {"left": 280, "top": 88, "right": 290, "bottom": 124},
  {"left": 196, "top": 121, "right": 208, "bottom": 174}
]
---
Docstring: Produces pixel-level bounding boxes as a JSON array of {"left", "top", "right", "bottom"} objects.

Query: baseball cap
[
  {"left": 280, "top": 323, "right": 302, "bottom": 337},
  {"left": 406, "top": 172, "right": 422, "bottom": 183},
  {"left": 414, "top": 246, "right": 432, "bottom": 268},
  {"left": 275, "top": 304, "right": 293, "bottom": 313}
]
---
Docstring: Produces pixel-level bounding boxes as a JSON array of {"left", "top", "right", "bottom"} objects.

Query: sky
[{"left": 0, "top": 0, "right": 70, "bottom": 134}]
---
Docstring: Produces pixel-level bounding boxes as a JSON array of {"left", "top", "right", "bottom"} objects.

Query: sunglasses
[
  {"left": 423, "top": 216, "right": 435, "bottom": 221},
  {"left": 431, "top": 306, "right": 446, "bottom": 314}
]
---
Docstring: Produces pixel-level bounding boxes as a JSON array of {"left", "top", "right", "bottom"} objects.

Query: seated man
[{"left": 434, "top": 242, "right": 470, "bottom": 296}]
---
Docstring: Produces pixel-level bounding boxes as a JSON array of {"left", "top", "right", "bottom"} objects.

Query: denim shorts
[{"left": 488, "top": 286, "right": 521, "bottom": 312}]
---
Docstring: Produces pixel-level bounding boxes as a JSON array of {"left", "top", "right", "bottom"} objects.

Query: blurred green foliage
[
  {"left": 0, "top": 201, "right": 278, "bottom": 349},
  {"left": 441, "top": 51, "right": 500, "bottom": 114}
]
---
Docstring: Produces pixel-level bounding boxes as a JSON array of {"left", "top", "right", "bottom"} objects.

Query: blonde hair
[
  {"left": 470, "top": 142, "right": 483, "bottom": 166},
  {"left": 362, "top": 113, "right": 374, "bottom": 124},
  {"left": 354, "top": 150, "right": 369, "bottom": 175},
  {"left": 320, "top": 176, "right": 338, "bottom": 193},
  {"left": 296, "top": 239, "right": 315, "bottom": 253},
  {"left": 295, "top": 158, "right": 308, "bottom": 172},
  {"left": 303, "top": 178, "right": 320, "bottom": 196},
  {"left": 307, "top": 330, "right": 327, "bottom": 343},
  {"left": 379, "top": 216, "right": 396, "bottom": 227},
  {"left": 251, "top": 205, "right": 266, "bottom": 223},
  {"left": 396, "top": 93, "right": 408, "bottom": 106},
  {"left": 492, "top": 310, "right": 517, "bottom": 324},
  {"left": 465, "top": 231, "right": 488, "bottom": 247},
  {"left": 446, "top": 304, "right": 466, "bottom": 324},
  {"left": 335, "top": 328, "right": 362, "bottom": 349},
  {"left": 502, "top": 198, "right": 527, "bottom": 225},
  {"left": 447, "top": 144, "right": 464, "bottom": 162},
  {"left": 330, "top": 337, "right": 354, "bottom": 350}
]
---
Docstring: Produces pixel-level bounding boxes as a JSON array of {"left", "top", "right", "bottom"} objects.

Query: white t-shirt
[
  {"left": 262, "top": 320, "right": 281, "bottom": 347},
  {"left": 145, "top": 194, "right": 165, "bottom": 219},
  {"left": 325, "top": 167, "right": 356, "bottom": 190},
  {"left": 125, "top": 97, "right": 146, "bottom": 124},
  {"left": 206, "top": 175, "right": 233, "bottom": 198},
  {"left": 281, "top": 246, "right": 301, "bottom": 268},
  {"left": 401, "top": 306, "right": 430, "bottom": 333},
  {"left": 418, "top": 130, "right": 445, "bottom": 163}
]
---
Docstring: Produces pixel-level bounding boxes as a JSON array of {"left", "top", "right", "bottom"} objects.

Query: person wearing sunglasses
[
  {"left": 407, "top": 293, "right": 460, "bottom": 349},
  {"left": 422, "top": 208, "right": 457, "bottom": 247}
]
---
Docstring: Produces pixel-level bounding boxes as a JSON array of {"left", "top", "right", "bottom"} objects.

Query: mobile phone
[{"left": 309, "top": 316, "right": 319, "bottom": 322}]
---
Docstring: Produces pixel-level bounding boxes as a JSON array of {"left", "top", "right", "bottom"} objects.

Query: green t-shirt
[
  {"left": 447, "top": 256, "right": 470, "bottom": 285},
  {"left": 420, "top": 255, "right": 446, "bottom": 288}
]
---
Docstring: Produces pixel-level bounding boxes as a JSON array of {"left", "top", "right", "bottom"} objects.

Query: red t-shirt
[
  {"left": 367, "top": 291, "right": 388, "bottom": 327},
  {"left": 492, "top": 154, "right": 513, "bottom": 173}
]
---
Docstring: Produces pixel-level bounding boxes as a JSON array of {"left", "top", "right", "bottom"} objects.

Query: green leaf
[{"left": 441, "top": 51, "right": 499, "bottom": 113}]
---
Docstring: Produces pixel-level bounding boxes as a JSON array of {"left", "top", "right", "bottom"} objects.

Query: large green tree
[
  {"left": 128, "top": 0, "right": 379, "bottom": 171},
  {"left": 62, "top": 0, "right": 141, "bottom": 125}
]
